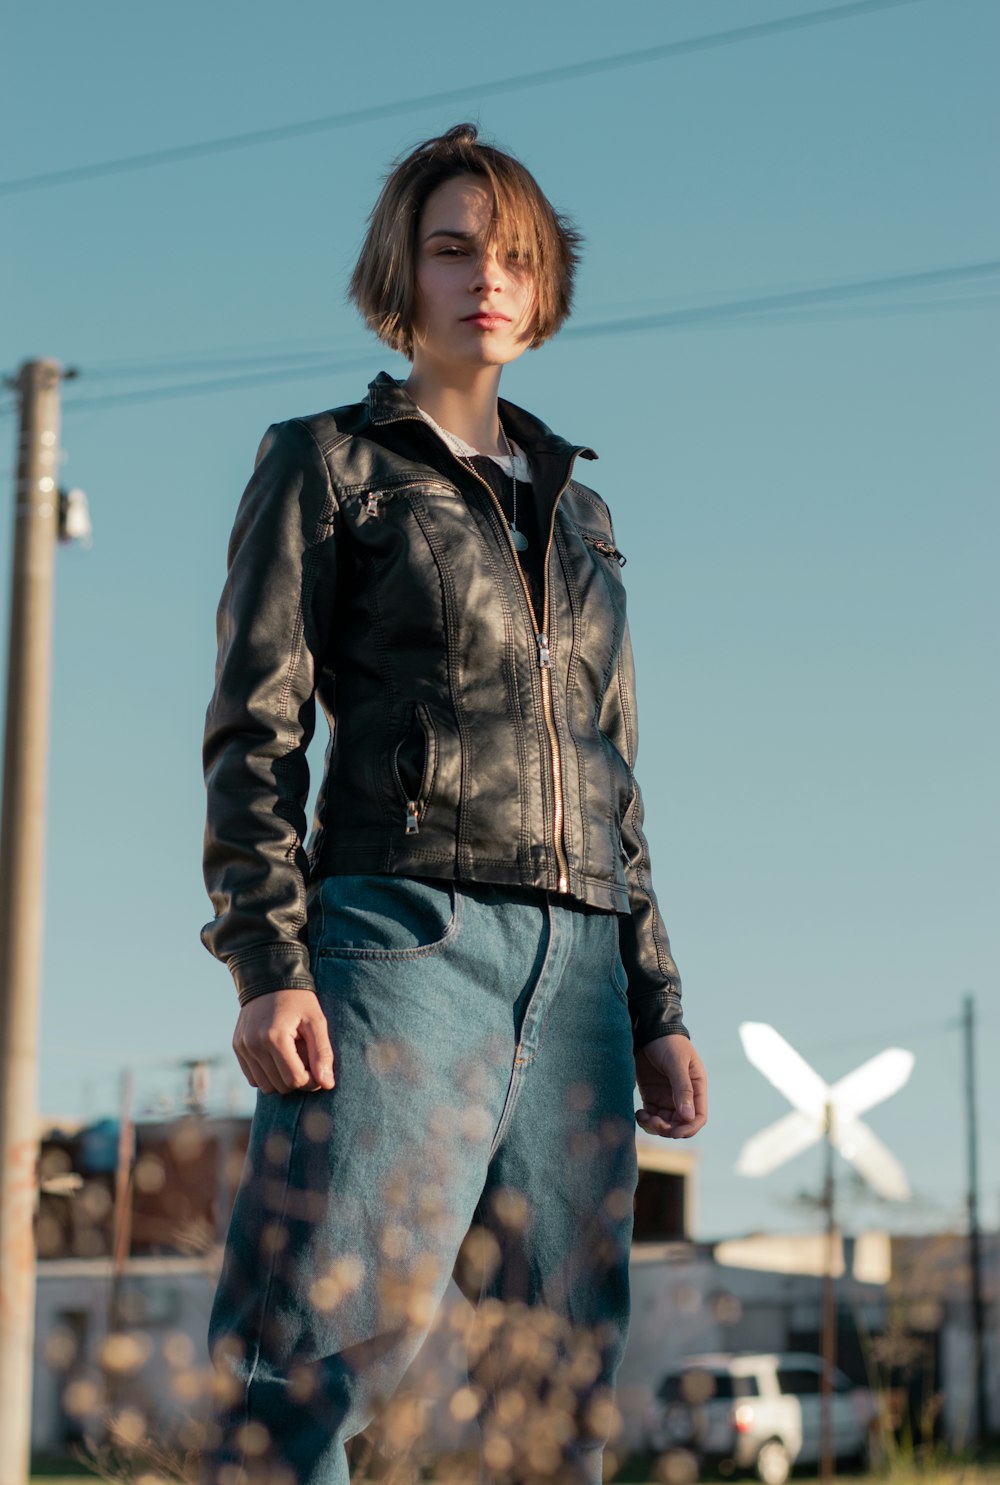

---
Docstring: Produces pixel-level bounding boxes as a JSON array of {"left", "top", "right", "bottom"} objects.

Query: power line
[
  {"left": 57, "top": 351, "right": 380, "bottom": 413},
  {"left": 67, "top": 341, "right": 367, "bottom": 383},
  {"left": 57, "top": 283, "right": 999, "bottom": 388},
  {"left": 49, "top": 293, "right": 993, "bottom": 401},
  {"left": 722, "top": 290, "right": 1000, "bottom": 327},
  {"left": 0, "top": 0, "right": 928, "bottom": 197},
  {"left": 0, "top": 258, "right": 992, "bottom": 421},
  {"left": 557, "top": 256, "right": 1000, "bottom": 342},
  {"left": 706, "top": 1007, "right": 989, "bottom": 1083},
  {"left": 33, "top": 281, "right": 996, "bottom": 401},
  {"left": 19, "top": 255, "right": 991, "bottom": 416}
]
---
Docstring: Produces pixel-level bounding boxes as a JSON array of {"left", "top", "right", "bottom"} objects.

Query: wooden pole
[
  {"left": 820, "top": 1099, "right": 836, "bottom": 1483},
  {"left": 110, "top": 1069, "right": 135, "bottom": 1317},
  {"left": 964, "top": 993, "right": 987, "bottom": 1444},
  {"left": 0, "top": 358, "right": 63, "bottom": 1485}
]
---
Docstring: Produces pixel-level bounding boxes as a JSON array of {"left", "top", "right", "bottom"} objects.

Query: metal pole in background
[
  {"left": 110, "top": 1069, "right": 135, "bottom": 1313},
  {"left": 0, "top": 358, "right": 63, "bottom": 1485},
  {"left": 820, "top": 1098, "right": 836, "bottom": 1484},
  {"left": 964, "top": 992, "right": 987, "bottom": 1445}
]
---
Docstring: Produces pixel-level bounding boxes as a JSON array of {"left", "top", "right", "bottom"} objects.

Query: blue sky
[{"left": 2, "top": 0, "right": 997, "bottom": 1243}]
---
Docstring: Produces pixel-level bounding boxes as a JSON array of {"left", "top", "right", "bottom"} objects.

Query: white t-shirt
[{"left": 415, "top": 405, "right": 532, "bottom": 483}]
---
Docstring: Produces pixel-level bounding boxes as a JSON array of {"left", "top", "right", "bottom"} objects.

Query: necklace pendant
[{"left": 510, "top": 524, "right": 529, "bottom": 552}]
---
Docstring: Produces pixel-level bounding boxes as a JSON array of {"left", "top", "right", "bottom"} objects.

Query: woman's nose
[{"left": 469, "top": 248, "right": 505, "bottom": 293}]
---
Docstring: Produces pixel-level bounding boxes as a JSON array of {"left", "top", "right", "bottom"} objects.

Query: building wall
[
  {"left": 33, "top": 1259, "right": 217, "bottom": 1455},
  {"left": 33, "top": 1248, "right": 891, "bottom": 1459}
]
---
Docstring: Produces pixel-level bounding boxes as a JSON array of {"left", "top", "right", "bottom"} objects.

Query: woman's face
[{"left": 410, "top": 173, "right": 536, "bottom": 371}]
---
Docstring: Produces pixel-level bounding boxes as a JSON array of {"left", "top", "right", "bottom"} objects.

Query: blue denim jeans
[{"left": 200, "top": 876, "right": 638, "bottom": 1485}]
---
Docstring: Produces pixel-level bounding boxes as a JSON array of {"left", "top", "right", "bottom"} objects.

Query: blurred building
[
  {"left": 29, "top": 1111, "right": 999, "bottom": 1461},
  {"left": 37, "top": 1112, "right": 248, "bottom": 1261}
]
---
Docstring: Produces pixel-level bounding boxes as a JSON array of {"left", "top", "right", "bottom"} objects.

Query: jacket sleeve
[
  {"left": 599, "top": 610, "right": 690, "bottom": 1050},
  {"left": 200, "top": 419, "right": 339, "bottom": 1006}
]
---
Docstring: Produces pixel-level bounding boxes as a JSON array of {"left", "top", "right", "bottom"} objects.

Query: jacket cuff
[
  {"left": 631, "top": 993, "right": 690, "bottom": 1051},
  {"left": 228, "top": 943, "right": 317, "bottom": 1006}
]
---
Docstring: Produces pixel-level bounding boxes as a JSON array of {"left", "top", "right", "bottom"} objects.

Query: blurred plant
[
  {"left": 41, "top": 1090, "right": 642, "bottom": 1482},
  {"left": 846, "top": 1226, "right": 984, "bottom": 1476}
]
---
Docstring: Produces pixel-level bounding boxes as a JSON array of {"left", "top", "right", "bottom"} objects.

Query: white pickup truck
[{"left": 648, "top": 1351, "right": 881, "bottom": 1484}]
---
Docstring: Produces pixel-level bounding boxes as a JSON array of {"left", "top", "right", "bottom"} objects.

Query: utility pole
[
  {"left": 110, "top": 1069, "right": 135, "bottom": 1323},
  {"left": 820, "top": 1099, "right": 836, "bottom": 1485},
  {"left": 0, "top": 358, "right": 65, "bottom": 1485},
  {"left": 737, "top": 1025, "right": 914, "bottom": 1477},
  {"left": 964, "top": 992, "right": 987, "bottom": 1445}
]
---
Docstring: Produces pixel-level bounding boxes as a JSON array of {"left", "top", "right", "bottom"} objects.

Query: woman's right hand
[{"left": 232, "top": 989, "right": 335, "bottom": 1095}]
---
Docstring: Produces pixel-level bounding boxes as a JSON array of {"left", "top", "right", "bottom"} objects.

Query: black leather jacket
[{"left": 200, "top": 372, "right": 687, "bottom": 1048}]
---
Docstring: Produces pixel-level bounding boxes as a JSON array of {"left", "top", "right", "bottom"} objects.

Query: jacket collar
[{"left": 366, "top": 371, "right": 598, "bottom": 464}]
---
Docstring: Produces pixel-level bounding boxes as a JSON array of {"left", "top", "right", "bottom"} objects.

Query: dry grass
[{"left": 30, "top": 1460, "right": 1000, "bottom": 1485}]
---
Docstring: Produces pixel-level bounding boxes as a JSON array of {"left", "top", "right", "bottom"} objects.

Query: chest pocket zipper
[
  {"left": 361, "top": 482, "right": 457, "bottom": 520},
  {"left": 581, "top": 532, "right": 627, "bottom": 567}
]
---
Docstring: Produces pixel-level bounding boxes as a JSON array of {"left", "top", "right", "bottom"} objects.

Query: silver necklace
[
  {"left": 417, "top": 404, "right": 529, "bottom": 552},
  {"left": 495, "top": 423, "right": 529, "bottom": 551}
]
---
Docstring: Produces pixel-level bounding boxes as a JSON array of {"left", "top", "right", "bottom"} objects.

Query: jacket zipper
[
  {"left": 584, "top": 534, "right": 627, "bottom": 567},
  {"left": 451, "top": 457, "right": 574, "bottom": 893},
  {"left": 373, "top": 416, "right": 578, "bottom": 894},
  {"left": 393, "top": 757, "right": 423, "bottom": 835},
  {"left": 363, "top": 482, "right": 454, "bottom": 520},
  {"left": 392, "top": 701, "right": 439, "bottom": 835}
]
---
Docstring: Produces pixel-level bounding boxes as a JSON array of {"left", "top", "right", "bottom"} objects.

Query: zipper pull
[
  {"left": 593, "top": 537, "right": 627, "bottom": 566},
  {"left": 365, "top": 492, "right": 382, "bottom": 519},
  {"left": 536, "top": 633, "right": 552, "bottom": 669},
  {"left": 405, "top": 800, "right": 421, "bottom": 834}
]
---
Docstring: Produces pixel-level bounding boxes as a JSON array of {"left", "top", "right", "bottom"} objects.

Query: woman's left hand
[{"left": 634, "top": 1036, "right": 708, "bottom": 1139}]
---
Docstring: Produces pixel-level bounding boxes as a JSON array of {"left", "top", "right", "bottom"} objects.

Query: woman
[{"left": 199, "top": 124, "right": 707, "bottom": 1485}]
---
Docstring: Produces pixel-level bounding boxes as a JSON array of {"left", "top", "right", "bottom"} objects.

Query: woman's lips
[{"left": 462, "top": 314, "right": 510, "bottom": 329}]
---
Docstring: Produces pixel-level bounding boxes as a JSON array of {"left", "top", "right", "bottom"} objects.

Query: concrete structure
[
  {"left": 27, "top": 1113, "right": 999, "bottom": 1463},
  {"left": 32, "top": 1256, "right": 215, "bottom": 1458}
]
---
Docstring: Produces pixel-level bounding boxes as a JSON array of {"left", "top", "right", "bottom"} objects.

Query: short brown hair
[{"left": 347, "top": 123, "right": 583, "bottom": 359}]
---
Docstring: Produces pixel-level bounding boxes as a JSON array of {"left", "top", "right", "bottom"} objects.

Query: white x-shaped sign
[{"left": 736, "top": 1022, "right": 915, "bottom": 1200}]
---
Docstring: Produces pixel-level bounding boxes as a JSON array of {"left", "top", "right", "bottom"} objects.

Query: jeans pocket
[
  {"left": 610, "top": 943, "right": 630, "bottom": 1008},
  {"left": 314, "top": 873, "right": 460, "bottom": 959}
]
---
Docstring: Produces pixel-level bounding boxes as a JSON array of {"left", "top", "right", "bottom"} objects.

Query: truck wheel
[{"left": 755, "top": 1438, "right": 792, "bottom": 1485}]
